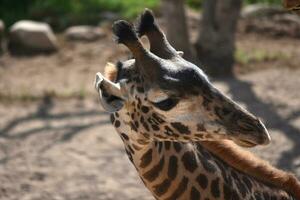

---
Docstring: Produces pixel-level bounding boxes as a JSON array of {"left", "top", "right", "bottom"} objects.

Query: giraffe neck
[
  {"left": 120, "top": 138, "right": 294, "bottom": 200},
  {"left": 111, "top": 109, "right": 296, "bottom": 199}
]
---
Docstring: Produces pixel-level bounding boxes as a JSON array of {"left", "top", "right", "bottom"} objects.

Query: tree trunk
[
  {"left": 161, "top": 0, "right": 194, "bottom": 61},
  {"left": 195, "top": 0, "right": 242, "bottom": 76}
]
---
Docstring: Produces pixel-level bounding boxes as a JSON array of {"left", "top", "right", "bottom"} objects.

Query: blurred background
[{"left": 0, "top": 0, "right": 300, "bottom": 199}]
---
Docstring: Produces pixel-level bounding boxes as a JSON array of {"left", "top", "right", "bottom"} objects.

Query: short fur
[
  {"left": 135, "top": 9, "right": 179, "bottom": 60},
  {"left": 104, "top": 62, "right": 300, "bottom": 199},
  {"left": 201, "top": 140, "right": 300, "bottom": 199},
  {"left": 112, "top": 20, "right": 138, "bottom": 44},
  {"left": 136, "top": 9, "right": 159, "bottom": 37}
]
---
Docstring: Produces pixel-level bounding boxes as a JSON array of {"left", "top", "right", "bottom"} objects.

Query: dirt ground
[{"left": 1, "top": 17, "right": 300, "bottom": 200}]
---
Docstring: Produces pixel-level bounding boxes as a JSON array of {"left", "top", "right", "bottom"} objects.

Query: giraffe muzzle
[{"left": 229, "top": 117, "right": 271, "bottom": 147}]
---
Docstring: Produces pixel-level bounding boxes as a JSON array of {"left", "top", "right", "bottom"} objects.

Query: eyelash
[{"left": 152, "top": 98, "right": 179, "bottom": 111}]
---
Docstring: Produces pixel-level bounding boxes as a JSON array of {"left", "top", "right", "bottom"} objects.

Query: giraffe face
[
  {"left": 96, "top": 57, "right": 270, "bottom": 147},
  {"left": 95, "top": 10, "right": 271, "bottom": 147}
]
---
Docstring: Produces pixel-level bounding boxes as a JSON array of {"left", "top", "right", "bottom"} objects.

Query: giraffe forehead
[
  {"left": 151, "top": 63, "right": 210, "bottom": 94},
  {"left": 114, "top": 58, "right": 211, "bottom": 97}
]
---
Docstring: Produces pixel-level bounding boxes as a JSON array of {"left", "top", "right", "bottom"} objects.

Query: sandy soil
[
  {"left": 0, "top": 99, "right": 154, "bottom": 200},
  {"left": 1, "top": 17, "right": 300, "bottom": 200}
]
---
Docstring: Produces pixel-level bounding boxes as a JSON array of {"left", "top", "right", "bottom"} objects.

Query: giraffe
[{"left": 94, "top": 9, "right": 300, "bottom": 200}]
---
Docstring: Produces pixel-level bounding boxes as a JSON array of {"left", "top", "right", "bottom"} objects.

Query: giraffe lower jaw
[{"left": 98, "top": 92, "right": 124, "bottom": 113}]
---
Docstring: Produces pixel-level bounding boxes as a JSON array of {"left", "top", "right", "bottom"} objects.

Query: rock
[
  {"left": 241, "top": 4, "right": 287, "bottom": 19},
  {"left": 65, "top": 25, "right": 106, "bottom": 42},
  {"left": 8, "top": 20, "right": 58, "bottom": 55},
  {"left": 273, "top": 13, "right": 300, "bottom": 25},
  {"left": 0, "top": 20, "right": 4, "bottom": 54},
  {"left": 241, "top": 12, "right": 300, "bottom": 38},
  {"left": 241, "top": 4, "right": 300, "bottom": 38}
]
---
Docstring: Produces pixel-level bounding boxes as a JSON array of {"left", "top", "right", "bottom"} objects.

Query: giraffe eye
[{"left": 152, "top": 98, "right": 179, "bottom": 111}]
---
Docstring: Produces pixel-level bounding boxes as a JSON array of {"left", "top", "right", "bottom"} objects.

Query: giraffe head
[{"left": 95, "top": 9, "right": 271, "bottom": 147}]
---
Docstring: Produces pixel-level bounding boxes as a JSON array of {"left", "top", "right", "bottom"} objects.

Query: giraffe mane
[{"left": 201, "top": 140, "right": 300, "bottom": 199}]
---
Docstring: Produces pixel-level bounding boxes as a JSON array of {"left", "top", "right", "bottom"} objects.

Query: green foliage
[
  {"left": 0, "top": 0, "right": 33, "bottom": 28},
  {"left": 0, "top": 0, "right": 283, "bottom": 30},
  {"left": 187, "top": 0, "right": 203, "bottom": 10},
  {"left": 0, "top": 0, "right": 159, "bottom": 30},
  {"left": 244, "top": 0, "right": 282, "bottom": 4},
  {"left": 186, "top": 0, "right": 281, "bottom": 10}
]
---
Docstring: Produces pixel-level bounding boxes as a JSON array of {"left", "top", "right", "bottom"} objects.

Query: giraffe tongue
[
  {"left": 95, "top": 72, "right": 126, "bottom": 99},
  {"left": 94, "top": 72, "right": 125, "bottom": 113}
]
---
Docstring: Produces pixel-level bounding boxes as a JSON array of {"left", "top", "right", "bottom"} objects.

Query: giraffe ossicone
[{"left": 95, "top": 9, "right": 300, "bottom": 200}]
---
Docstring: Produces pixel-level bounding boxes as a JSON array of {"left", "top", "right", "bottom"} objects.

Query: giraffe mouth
[{"left": 234, "top": 139, "right": 257, "bottom": 148}]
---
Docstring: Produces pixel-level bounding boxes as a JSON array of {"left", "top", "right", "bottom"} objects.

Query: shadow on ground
[
  {"left": 0, "top": 96, "right": 108, "bottom": 140},
  {"left": 0, "top": 97, "right": 153, "bottom": 200},
  {"left": 222, "top": 77, "right": 300, "bottom": 174}
]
